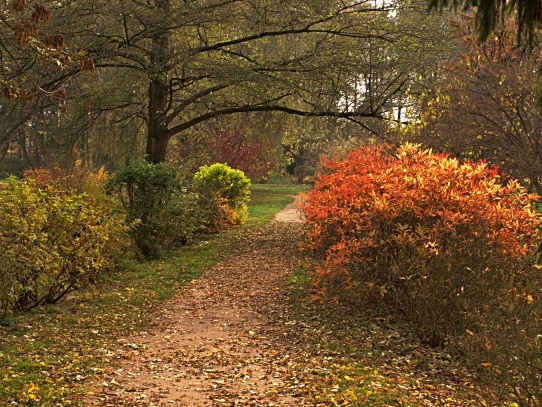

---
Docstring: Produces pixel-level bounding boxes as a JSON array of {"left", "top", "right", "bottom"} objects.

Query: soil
[{"left": 86, "top": 199, "right": 309, "bottom": 406}]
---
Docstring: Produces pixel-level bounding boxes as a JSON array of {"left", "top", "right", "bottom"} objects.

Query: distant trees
[
  {"left": 205, "top": 124, "right": 276, "bottom": 181},
  {"left": 412, "top": 14, "right": 542, "bottom": 193},
  {"left": 43, "top": 0, "right": 452, "bottom": 164},
  {"left": 0, "top": 0, "right": 457, "bottom": 173}
]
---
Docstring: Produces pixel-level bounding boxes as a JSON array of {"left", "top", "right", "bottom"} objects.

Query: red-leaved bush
[
  {"left": 301, "top": 143, "right": 541, "bottom": 346},
  {"left": 206, "top": 128, "right": 276, "bottom": 180}
]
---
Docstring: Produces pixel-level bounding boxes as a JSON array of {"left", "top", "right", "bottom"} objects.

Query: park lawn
[
  {"left": 250, "top": 183, "right": 310, "bottom": 196},
  {"left": 248, "top": 183, "right": 307, "bottom": 224}
]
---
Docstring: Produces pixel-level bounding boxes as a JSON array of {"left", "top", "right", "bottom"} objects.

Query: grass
[
  {"left": 250, "top": 183, "right": 310, "bottom": 196},
  {"left": 287, "top": 268, "right": 500, "bottom": 406},
  {"left": 248, "top": 192, "right": 294, "bottom": 224},
  {"left": 247, "top": 183, "right": 308, "bottom": 224},
  {"left": 0, "top": 184, "right": 301, "bottom": 406}
]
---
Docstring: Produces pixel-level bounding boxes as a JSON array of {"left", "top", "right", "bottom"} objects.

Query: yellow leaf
[{"left": 28, "top": 383, "right": 39, "bottom": 393}]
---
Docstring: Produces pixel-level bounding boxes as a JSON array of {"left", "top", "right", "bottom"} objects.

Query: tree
[
  {"left": 0, "top": 0, "right": 97, "bottom": 173},
  {"left": 48, "top": 0, "right": 452, "bottom": 163},
  {"left": 0, "top": 0, "right": 69, "bottom": 102},
  {"left": 428, "top": 0, "right": 542, "bottom": 48},
  {"left": 204, "top": 119, "right": 277, "bottom": 180},
  {"left": 412, "top": 14, "right": 542, "bottom": 193}
]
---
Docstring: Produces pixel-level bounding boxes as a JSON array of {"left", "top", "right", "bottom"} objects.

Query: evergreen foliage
[{"left": 106, "top": 160, "right": 200, "bottom": 258}]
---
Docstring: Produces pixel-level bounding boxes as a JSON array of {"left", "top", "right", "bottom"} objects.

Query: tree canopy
[
  {"left": 47, "top": 0, "right": 451, "bottom": 163},
  {"left": 0, "top": 0, "right": 455, "bottom": 171}
]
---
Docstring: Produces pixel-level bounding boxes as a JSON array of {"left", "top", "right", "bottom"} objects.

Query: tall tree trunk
[
  {"left": 145, "top": 0, "right": 171, "bottom": 164},
  {"left": 146, "top": 78, "right": 170, "bottom": 163}
]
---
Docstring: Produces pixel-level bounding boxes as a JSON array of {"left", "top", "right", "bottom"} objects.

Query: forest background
[{"left": 2, "top": 0, "right": 541, "bottom": 195}]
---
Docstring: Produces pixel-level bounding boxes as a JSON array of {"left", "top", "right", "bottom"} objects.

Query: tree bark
[
  {"left": 146, "top": 78, "right": 170, "bottom": 163},
  {"left": 145, "top": 0, "right": 172, "bottom": 163}
]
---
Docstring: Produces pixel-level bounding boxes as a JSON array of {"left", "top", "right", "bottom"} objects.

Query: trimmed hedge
[{"left": 193, "top": 163, "right": 251, "bottom": 231}]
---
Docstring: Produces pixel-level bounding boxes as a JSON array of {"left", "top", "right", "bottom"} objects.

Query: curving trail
[
  {"left": 83, "top": 196, "right": 486, "bottom": 407},
  {"left": 86, "top": 203, "right": 310, "bottom": 407}
]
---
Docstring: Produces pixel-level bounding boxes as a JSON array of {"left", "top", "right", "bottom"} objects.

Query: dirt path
[{"left": 87, "top": 201, "right": 309, "bottom": 406}]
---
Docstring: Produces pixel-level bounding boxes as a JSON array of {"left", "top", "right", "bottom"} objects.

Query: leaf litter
[
  {"left": 0, "top": 199, "right": 498, "bottom": 406},
  {"left": 85, "top": 202, "right": 497, "bottom": 406},
  {"left": 85, "top": 220, "right": 306, "bottom": 407}
]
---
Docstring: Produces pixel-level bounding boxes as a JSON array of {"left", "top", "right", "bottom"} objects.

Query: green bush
[
  {"left": 106, "top": 160, "right": 202, "bottom": 258},
  {"left": 193, "top": 163, "right": 251, "bottom": 231},
  {"left": 0, "top": 177, "right": 127, "bottom": 319}
]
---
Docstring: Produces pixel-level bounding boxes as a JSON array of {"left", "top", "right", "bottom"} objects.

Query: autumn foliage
[
  {"left": 301, "top": 143, "right": 541, "bottom": 345},
  {"left": 413, "top": 15, "right": 542, "bottom": 194},
  {"left": 24, "top": 165, "right": 108, "bottom": 194},
  {"left": 206, "top": 127, "right": 276, "bottom": 181},
  {"left": 0, "top": 172, "right": 128, "bottom": 319}
]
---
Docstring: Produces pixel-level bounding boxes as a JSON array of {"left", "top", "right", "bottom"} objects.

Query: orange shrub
[
  {"left": 301, "top": 143, "right": 541, "bottom": 345},
  {"left": 24, "top": 164, "right": 108, "bottom": 194}
]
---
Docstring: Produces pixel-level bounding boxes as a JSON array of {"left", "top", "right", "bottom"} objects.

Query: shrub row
[
  {"left": 106, "top": 161, "right": 251, "bottom": 258},
  {"left": 301, "top": 143, "right": 542, "bottom": 405},
  {"left": 0, "top": 161, "right": 250, "bottom": 318}
]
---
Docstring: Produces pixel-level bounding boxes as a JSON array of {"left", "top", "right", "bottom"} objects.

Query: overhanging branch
[{"left": 165, "top": 104, "right": 382, "bottom": 139}]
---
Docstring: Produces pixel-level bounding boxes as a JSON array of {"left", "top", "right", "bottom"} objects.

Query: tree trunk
[
  {"left": 145, "top": 133, "right": 169, "bottom": 163},
  {"left": 145, "top": 0, "right": 171, "bottom": 164},
  {"left": 146, "top": 75, "right": 170, "bottom": 163}
]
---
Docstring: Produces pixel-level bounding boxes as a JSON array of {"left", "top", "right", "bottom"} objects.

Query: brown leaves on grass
[
  {"left": 87, "top": 221, "right": 497, "bottom": 406},
  {"left": 1, "top": 215, "right": 499, "bottom": 406}
]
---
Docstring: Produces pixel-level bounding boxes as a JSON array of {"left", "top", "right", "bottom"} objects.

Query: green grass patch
[
  {"left": 247, "top": 183, "right": 307, "bottom": 224},
  {"left": 250, "top": 183, "right": 310, "bottom": 196},
  {"left": 248, "top": 192, "right": 294, "bottom": 224},
  {"left": 0, "top": 185, "right": 297, "bottom": 406}
]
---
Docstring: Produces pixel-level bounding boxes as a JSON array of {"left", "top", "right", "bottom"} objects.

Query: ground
[
  {"left": 86, "top": 201, "right": 308, "bottom": 406},
  {"left": 85, "top": 199, "right": 490, "bottom": 407}
]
